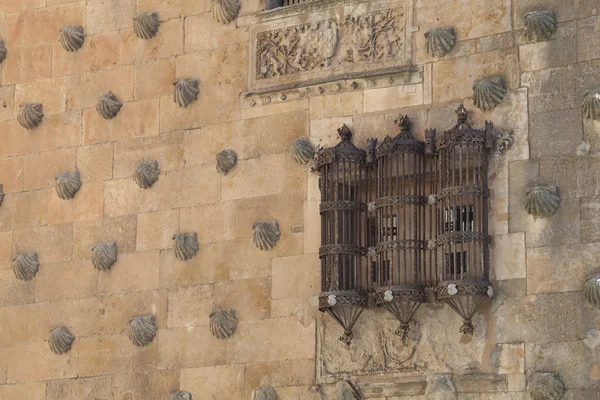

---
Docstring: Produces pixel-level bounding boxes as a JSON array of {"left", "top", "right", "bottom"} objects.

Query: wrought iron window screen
[{"left": 316, "top": 104, "right": 495, "bottom": 345}]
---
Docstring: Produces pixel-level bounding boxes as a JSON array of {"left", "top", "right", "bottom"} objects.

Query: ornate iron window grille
[{"left": 316, "top": 105, "right": 494, "bottom": 344}]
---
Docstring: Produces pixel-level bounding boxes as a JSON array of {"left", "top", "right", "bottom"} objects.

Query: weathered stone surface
[
  {"left": 272, "top": 255, "right": 320, "bottom": 300},
  {"left": 7, "top": 340, "right": 78, "bottom": 382},
  {"left": 73, "top": 216, "right": 137, "bottom": 259},
  {"left": 15, "top": 77, "right": 66, "bottom": 116},
  {"left": 134, "top": 58, "right": 176, "bottom": 100},
  {"left": 23, "top": 149, "right": 76, "bottom": 191},
  {"left": 0, "top": 382, "right": 46, "bottom": 399},
  {"left": 185, "top": 12, "right": 247, "bottom": 52},
  {"left": 425, "top": 375, "right": 457, "bottom": 400},
  {"left": 180, "top": 365, "right": 245, "bottom": 399},
  {"left": 137, "top": 210, "right": 180, "bottom": 251},
  {"left": 167, "top": 284, "right": 212, "bottom": 327},
  {"left": 48, "top": 181, "right": 103, "bottom": 224},
  {"left": 158, "top": 164, "right": 221, "bottom": 209},
  {"left": 1, "top": 44, "right": 53, "bottom": 85},
  {"left": 77, "top": 144, "right": 113, "bottom": 182},
  {"left": 122, "top": 18, "right": 184, "bottom": 64},
  {"left": 520, "top": 22, "right": 577, "bottom": 71},
  {"left": 0, "top": 190, "right": 48, "bottom": 231},
  {"left": 213, "top": 278, "right": 271, "bottom": 321},
  {"left": 179, "top": 202, "right": 235, "bottom": 244},
  {"left": 0, "top": 267, "right": 35, "bottom": 306},
  {"left": 491, "top": 232, "right": 526, "bottom": 280},
  {"left": 53, "top": 31, "right": 122, "bottom": 76},
  {"left": 98, "top": 251, "right": 160, "bottom": 294},
  {"left": 244, "top": 359, "right": 315, "bottom": 399},
  {"left": 47, "top": 376, "right": 111, "bottom": 400},
  {"left": 491, "top": 343, "right": 525, "bottom": 374},
  {"left": 113, "top": 132, "right": 183, "bottom": 179},
  {"left": 67, "top": 66, "right": 134, "bottom": 111},
  {"left": 508, "top": 159, "right": 539, "bottom": 233},
  {"left": 104, "top": 178, "right": 158, "bottom": 217},
  {"left": 184, "top": 121, "right": 245, "bottom": 167},
  {"left": 35, "top": 260, "right": 98, "bottom": 302},
  {"left": 14, "top": 223, "right": 72, "bottom": 264},
  {"left": 157, "top": 325, "right": 228, "bottom": 369},
  {"left": 86, "top": 0, "right": 135, "bottom": 34}
]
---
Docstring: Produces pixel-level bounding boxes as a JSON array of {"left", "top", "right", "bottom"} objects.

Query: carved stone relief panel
[{"left": 249, "top": 0, "right": 412, "bottom": 91}]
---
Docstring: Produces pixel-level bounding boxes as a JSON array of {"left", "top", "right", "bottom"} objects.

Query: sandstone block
[
  {"left": 213, "top": 277, "right": 271, "bottom": 321},
  {"left": 6, "top": 2, "right": 85, "bottom": 48},
  {"left": 185, "top": 12, "right": 247, "bottom": 52},
  {"left": 157, "top": 164, "right": 220, "bottom": 209},
  {"left": 73, "top": 216, "right": 137, "bottom": 259},
  {"left": 134, "top": 58, "right": 175, "bottom": 100},
  {"left": 15, "top": 77, "right": 67, "bottom": 116},
  {"left": 0, "top": 155, "right": 23, "bottom": 193},
  {"left": 241, "top": 99, "right": 309, "bottom": 120},
  {"left": 167, "top": 284, "right": 212, "bottom": 328},
  {"left": 160, "top": 246, "right": 226, "bottom": 288},
  {"left": 310, "top": 91, "right": 363, "bottom": 119},
  {"left": 0, "top": 268, "right": 35, "bottom": 307},
  {"left": 180, "top": 365, "right": 245, "bottom": 399},
  {"left": 363, "top": 84, "right": 423, "bottom": 113},
  {"left": 0, "top": 303, "right": 49, "bottom": 347},
  {"left": 0, "top": 231, "right": 12, "bottom": 269},
  {"left": 179, "top": 202, "right": 234, "bottom": 244},
  {"left": 49, "top": 290, "right": 166, "bottom": 337},
  {"left": 526, "top": 341, "right": 594, "bottom": 388},
  {"left": 523, "top": 198, "right": 580, "bottom": 248},
  {"left": 120, "top": 19, "right": 183, "bottom": 64},
  {"left": 48, "top": 181, "right": 103, "bottom": 224},
  {"left": 77, "top": 144, "right": 113, "bottom": 182},
  {"left": 507, "top": 159, "right": 539, "bottom": 233},
  {"left": 233, "top": 193, "right": 304, "bottom": 238},
  {"left": 47, "top": 376, "right": 111, "bottom": 400},
  {"left": 491, "top": 232, "right": 526, "bottom": 280},
  {"left": 507, "top": 374, "right": 526, "bottom": 392},
  {"left": 476, "top": 32, "right": 515, "bottom": 53},
  {"left": 184, "top": 121, "right": 245, "bottom": 167},
  {"left": 0, "top": 382, "right": 46, "bottom": 399},
  {"left": 530, "top": 108, "right": 582, "bottom": 158},
  {"left": 111, "top": 367, "right": 179, "bottom": 400},
  {"left": 14, "top": 223, "right": 73, "bottom": 264},
  {"left": 272, "top": 255, "right": 320, "bottom": 300},
  {"left": 35, "top": 260, "right": 97, "bottom": 302},
  {"left": 66, "top": 66, "right": 133, "bottom": 111},
  {"left": 221, "top": 154, "right": 287, "bottom": 201},
  {"left": 581, "top": 196, "right": 600, "bottom": 242},
  {"left": 0, "top": 86, "right": 15, "bottom": 122},
  {"left": 514, "top": 0, "right": 576, "bottom": 27},
  {"left": 0, "top": 189, "right": 48, "bottom": 231},
  {"left": 491, "top": 343, "right": 525, "bottom": 374},
  {"left": 52, "top": 31, "right": 122, "bottom": 77},
  {"left": 227, "top": 318, "right": 315, "bottom": 363},
  {"left": 2, "top": 43, "right": 52, "bottom": 85},
  {"left": 244, "top": 110, "right": 309, "bottom": 159},
  {"left": 496, "top": 292, "right": 580, "bottom": 343},
  {"left": 113, "top": 132, "right": 184, "bottom": 179},
  {"left": 0, "top": 0, "right": 45, "bottom": 12},
  {"left": 157, "top": 326, "right": 227, "bottom": 369},
  {"left": 98, "top": 251, "right": 160, "bottom": 294},
  {"left": 86, "top": 0, "right": 135, "bottom": 34},
  {"left": 304, "top": 201, "right": 320, "bottom": 254},
  {"left": 104, "top": 178, "right": 158, "bottom": 217},
  {"left": 519, "top": 22, "right": 577, "bottom": 71},
  {"left": 244, "top": 359, "right": 315, "bottom": 399},
  {"left": 83, "top": 98, "right": 159, "bottom": 144},
  {"left": 23, "top": 148, "right": 76, "bottom": 190},
  {"left": 78, "top": 334, "right": 156, "bottom": 377},
  {"left": 137, "top": 210, "right": 179, "bottom": 251},
  {"left": 453, "top": 374, "right": 507, "bottom": 393}
]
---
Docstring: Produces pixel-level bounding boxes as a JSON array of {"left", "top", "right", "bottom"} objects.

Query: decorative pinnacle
[
  {"left": 337, "top": 124, "right": 353, "bottom": 140},
  {"left": 394, "top": 114, "right": 410, "bottom": 131},
  {"left": 456, "top": 103, "right": 468, "bottom": 123}
]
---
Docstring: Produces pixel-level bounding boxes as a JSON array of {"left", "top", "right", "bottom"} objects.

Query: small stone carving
[
  {"left": 576, "top": 141, "right": 591, "bottom": 156},
  {"left": 327, "top": 294, "right": 337, "bottom": 306},
  {"left": 216, "top": 149, "right": 237, "bottom": 175},
  {"left": 209, "top": 308, "right": 238, "bottom": 339},
  {"left": 13, "top": 252, "right": 39, "bottom": 281},
  {"left": 584, "top": 274, "right": 600, "bottom": 307},
  {"left": 17, "top": 103, "right": 44, "bottom": 129},
  {"left": 496, "top": 130, "right": 515, "bottom": 155},
  {"left": 212, "top": 0, "right": 240, "bottom": 24},
  {"left": 337, "top": 381, "right": 361, "bottom": 400},
  {"left": 92, "top": 241, "right": 118, "bottom": 271},
  {"left": 252, "top": 221, "right": 281, "bottom": 251},
  {"left": 96, "top": 92, "right": 122, "bottom": 120},
  {"left": 251, "top": 386, "right": 277, "bottom": 400},
  {"left": 59, "top": 25, "right": 84, "bottom": 52},
  {"left": 173, "top": 232, "right": 199, "bottom": 261},
  {"left": 525, "top": 185, "right": 560, "bottom": 217},
  {"left": 169, "top": 392, "right": 192, "bottom": 400},
  {"left": 128, "top": 316, "right": 157, "bottom": 346},
  {"left": 55, "top": 171, "right": 81, "bottom": 200},
  {"left": 0, "top": 40, "right": 6, "bottom": 64},
  {"left": 173, "top": 78, "right": 199, "bottom": 108},
  {"left": 529, "top": 373, "right": 565, "bottom": 400},
  {"left": 425, "top": 375, "right": 457, "bottom": 400},
  {"left": 133, "top": 160, "right": 160, "bottom": 189},
  {"left": 291, "top": 138, "right": 315, "bottom": 165},
  {"left": 49, "top": 326, "right": 75, "bottom": 355},
  {"left": 0, "top": 184, "right": 4, "bottom": 207},
  {"left": 583, "top": 88, "right": 600, "bottom": 120},
  {"left": 133, "top": 12, "right": 160, "bottom": 39},
  {"left": 523, "top": 10, "right": 557, "bottom": 42},
  {"left": 472, "top": 77, "right": 506, "bottom": 111},
  {"left": 424, "top": 27, "right": 456, "bottom": 57}
]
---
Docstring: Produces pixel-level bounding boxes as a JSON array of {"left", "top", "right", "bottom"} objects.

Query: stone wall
[{"left": 0, "top": 0, "right": 599, "bottom": 399}]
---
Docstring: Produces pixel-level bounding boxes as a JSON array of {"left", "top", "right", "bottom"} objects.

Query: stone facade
[{"left": 0, "top": 0, "right": 599, "bottom": 399}]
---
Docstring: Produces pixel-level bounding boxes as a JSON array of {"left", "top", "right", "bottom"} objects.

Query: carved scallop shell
[
  {"left": 59, "top": 25, "right": 84, "bottom": 52},
  {"left": 133, "top": 160, "right": 160, "bottom": 189},
  {"left": 212, "top": 0, "right": 240, "bottom": 24},
  {"left": 525, "top": 185, "right": 560, "bottom": 217},
  {"left": 252, "top": 221, "right": 280, "bottom": 251},
  {"left": 49, "top": 326, "right": 75, "bottom": 355},
  {"left": 424, "top": 27, "right": 456, "bottom": 57},
  {"left": 529, "top": 373, "right": 565, "bottom": 400},
  {"left": 472, "top": 77, "right": 506, "bottom": 111},
  {"left": 13, "top": 252, "right": 39, "bottom": 281},
  {"left": 128, "top": 316, "right": 157, "bottom": 346},
  {"left": 173, "top": 78, "right": 199, "bottom": 108},
  {"left": 583, "top": 88, "right": 600, "bottom": 120},
  {"left": 0, "top": 184, "right": 4, "bottom": 207},
  {"left": 92, "top": 241, "right": 118, "bottom": 271},
  {"left": 584, "top": 274, "right": 600, "bottom": 307},
  {"left": 55, "top": 171, "right": 81, "bottom": 200},
  {"left": 96, "top": 92, "right": 122, "bottom": 120},
  {"left": 0, "top": 40, "right": 7, "bottom": 64},
  {"left": 209, "top": 308, "right": 238, "bottom": 339},
  {"left": 133, "top": 12, "right": 160, "bottom": 40},
  {"left": 523, "top": 10, "right": 557, "bottom": 42},
  {"left": 251, "top": 386, "right": 277, "bottom": 400},
  {"left": 170, "top": 392, "right": 192, "bottom": 400},
  {"left": 173, "top": 232, "right": 199, "bottom": 261},
  {"left": 216, "top": 149, "right": 237, "bottom": 175},
  {"left": 17, "top": 103, "right": 44, "bottom": 130},
  {"left": 291, "top": 138, "right": 315, "bottom": 165}
]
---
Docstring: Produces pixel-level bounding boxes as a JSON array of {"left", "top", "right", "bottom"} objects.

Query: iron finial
[
  {"left": 456, "top": 103, "right": 468, "bottom": 123},
  {"left": 337, "top": 124, "right": 353, "bottom": 140},
  {"left": 394, "top": 114, "right": 410, "bottom": 132}
]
